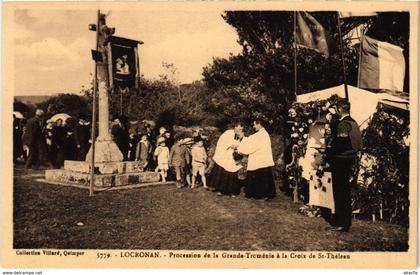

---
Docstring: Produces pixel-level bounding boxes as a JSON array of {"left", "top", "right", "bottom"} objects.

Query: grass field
[{"left": 13, "top": 166, "right": 408, "bottom": 251}]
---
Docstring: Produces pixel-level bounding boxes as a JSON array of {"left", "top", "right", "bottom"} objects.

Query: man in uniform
[{"left": 326, "top": 99, "right": 362, "bottom": 232}]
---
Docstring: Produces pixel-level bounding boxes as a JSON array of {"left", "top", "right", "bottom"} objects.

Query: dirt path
[{"left": 12, "top": 167, "right": 408, "bottom": 251}]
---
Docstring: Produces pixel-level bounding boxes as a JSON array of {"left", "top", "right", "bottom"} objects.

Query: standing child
[
  {"left": 183, "top": 138, "right": 193, "bottom": 187},
  {"left": 191, "top": 137, "right": 208, "bottom": 189},
  {"left": 154, "top": 137, "right": 170, "bottom": 182},
  {"left": 136, "top": 134, "right": 152, "bottom": 171},
  {"left": 169, "top": 135, "right": 189, "bottom": 188}
]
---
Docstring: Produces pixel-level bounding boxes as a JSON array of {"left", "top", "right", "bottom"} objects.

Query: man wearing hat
[
  {"left": 326, "top": 99, "right": 362, "bottom": 232},
  {"left": 22, "top": 109, "right": 44, "bottom": 169}
]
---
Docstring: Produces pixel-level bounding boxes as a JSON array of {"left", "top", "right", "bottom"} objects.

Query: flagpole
[
  {"left": 293, "top": 11, "right": 298, "bottom": 99},
  {"left": 357, "top": 25, "right": 365, "bottom": 88},
  {"left": 337, "top": 12, "right": 349, "bottom": 100},
  {"left": 292, "top": 11, "right": 299, "bottom": 203}
]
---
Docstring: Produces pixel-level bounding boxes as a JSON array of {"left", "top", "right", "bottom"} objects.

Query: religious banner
[{"left": 109, "top": 36, "right": 140, "bottom": 92}]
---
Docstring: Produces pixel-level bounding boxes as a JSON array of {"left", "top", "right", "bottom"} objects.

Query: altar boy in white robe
[{"left": 237, "top": 119, "right": 276, "bottom": 200}]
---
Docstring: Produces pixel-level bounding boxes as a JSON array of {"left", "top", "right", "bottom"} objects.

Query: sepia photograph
[{"left": 1, "top": 1, "right": 418, "bottom": 269}]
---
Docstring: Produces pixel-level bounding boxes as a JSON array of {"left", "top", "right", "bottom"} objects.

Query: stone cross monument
[
  {"left": 85, "top": 13, "right": 123, "bottom": 163},
  {"left": 45, "top": 11, "right": 160, "bottom": 189}
]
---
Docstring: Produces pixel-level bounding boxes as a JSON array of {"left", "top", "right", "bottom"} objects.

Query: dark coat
[
  {"left": 169, "top": 143, "right": 188, "bottom": 167},
  {"left": 328, "top": 115, "right": 362, "bottom": 159},
  {"left": 13, "top": 118, "right": 23, "bottom": 159},
  {"left": 74, "top": 123, "right": 91, "bottom": 148},
  {"left": 111, "top": 123, "right": 130, "bottom": 158},
  {"left": 136, "top": 140, "right": 152, "bottom": 162},
  {"left": 22, "top": 117, "right": 42, "bottom": 146}
]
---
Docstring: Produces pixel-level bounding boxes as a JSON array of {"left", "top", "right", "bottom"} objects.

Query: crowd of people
[
  {"left": 14, "top": 100, "right": 362, "bottom": 231},
  {"left": 126, "top": 118, "right": 277, "bottom": 201},
  {"left": 13, "top": 109, "right": 277, "bottom": 201},
  {"left": 14, "top": 110, "right": 92, "bottom": 169}
]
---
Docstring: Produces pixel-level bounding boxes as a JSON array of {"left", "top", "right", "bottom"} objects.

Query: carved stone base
[
  {"left": 64, "top": 160, "right": 138, "bottom": 174},
  {"left": 45, "top": 169, "right": 161, "bottom": 188},
  {"left": 85, "top": 138, "right": 123, "bottom": 163}
]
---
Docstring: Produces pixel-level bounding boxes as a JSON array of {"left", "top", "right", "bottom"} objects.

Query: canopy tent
[{"left": 296, "top": 84, "right": 409, "bottom": 130}]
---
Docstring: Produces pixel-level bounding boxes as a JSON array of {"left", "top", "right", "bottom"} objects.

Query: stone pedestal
[
  {"left": 64, "top": 160, "right": 137, "bottom": 174},
  {"left": 44, "top": 160, "right": 161, "bottom": 188},
  {"left": 85, "top": 138, "right": 123, "bottom": 163},
  {"left": 45, "top": 168, "right": 160, "bottom": 188}
]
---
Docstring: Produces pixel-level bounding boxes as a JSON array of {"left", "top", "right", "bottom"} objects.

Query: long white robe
[
  {"left": 213, "top": 129, "right": 242, "bottom": 173},
  {"left": 237, "top": 128, "right": 274, "bottom": 171}
]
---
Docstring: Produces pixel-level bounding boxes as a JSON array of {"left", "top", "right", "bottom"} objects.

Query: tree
[
  {"left": 104, "top": 63, "right": 211, "bottom": 128},
  {"left": 14, "top": 100, "right": 34, "bottom": 117},
  {"left": 37, "top": 93, "right": 91, "bottom": 119},
  {"left": 202, "top": 11, "right": 409, "bottom": 132},
  {"left": 203, "top": 12, "right": 347, "bottom": 132}
]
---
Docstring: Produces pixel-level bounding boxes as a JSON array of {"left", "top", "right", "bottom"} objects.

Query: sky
[{"left": 13, "top": 9, "right": 242, "bottom": 96}]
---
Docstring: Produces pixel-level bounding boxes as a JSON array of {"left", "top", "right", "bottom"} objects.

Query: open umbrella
[
  {"left": 48, "top": 113, "right": 72, "bottom": 124},
  {"left": 13, "top": 111, "right": 24, "bottom": 119}
]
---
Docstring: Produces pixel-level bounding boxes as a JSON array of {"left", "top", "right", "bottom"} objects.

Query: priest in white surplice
[
  {"left": 209, "top": 122, "right": 245, "bottom": 196},
  {"left": 237, "top": 119, "right": 276, "bottom": 200}
]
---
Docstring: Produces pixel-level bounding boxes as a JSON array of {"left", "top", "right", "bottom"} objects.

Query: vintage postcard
[{"left": 1, "top": 0, "right": 418, "bottom": 269}]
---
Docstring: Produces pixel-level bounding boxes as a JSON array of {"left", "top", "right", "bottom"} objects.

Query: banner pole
[
  {"left": 357, "top": 25, "right": 365, "bottom": 88},
  {"left": 120, "top": 88, "right": 123, "bottom": 115},
  {"left": 89, "top": 10, "right": 100, "bottom": 197},
  {"left": 337, "top": 12, "right": 349, "bottom": 100}
]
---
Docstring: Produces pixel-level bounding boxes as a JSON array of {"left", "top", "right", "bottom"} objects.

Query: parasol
[
  {"left": 13, "top": 111, "right": 24, "bottom": 119},
  {"left": 48, "top": 113, "right": 72, "bottom": 124}
]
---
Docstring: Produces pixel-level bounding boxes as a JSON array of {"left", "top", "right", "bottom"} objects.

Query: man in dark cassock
[
  {"left": 74, "top": 113, "right": 91, "bottom": 161},
  {"left": 325, "top": 99, "right": 362, "bottom": 232},
  {"left": 13, "top": 115, "right": 24, "bottom": 163},
  {"left": 111, "top": 115, "right": 130, "bottom": 161},
  {"left": 22, "top": 109, "right": 44, "bottom": 169},
  {"left": 51, "top": 119, "right": 66, "bottom": 168},
  {"left": 64, "top": 120, "right": 77, "bottom": 161},
  {"left": 128, "top": 129, "right": 139, "bottom": 161}
]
